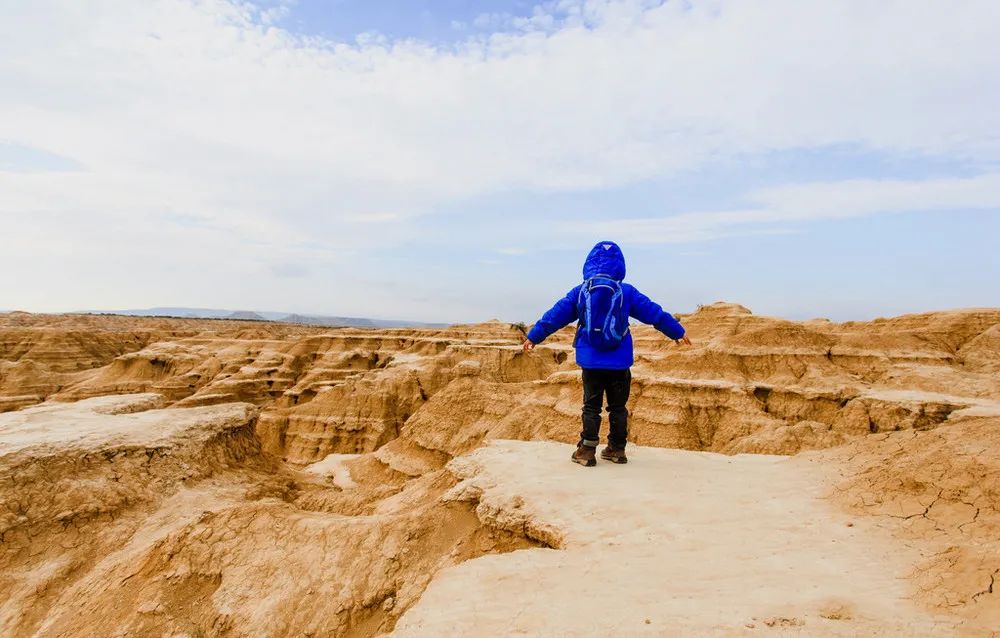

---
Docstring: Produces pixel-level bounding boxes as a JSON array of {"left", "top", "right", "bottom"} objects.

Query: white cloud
[
  {"left": 0, "top": 0, "right": 998, "bottom": 316},
  {"left": 473, "top": 12, "right": 507, "bottom": 30},
  {"left": 753, "top": 174, "right": 1000, "bottom": 220},
  {"left": 271, "top": 262, "right": 308, "bottom": 278},
  {"left": 342, "top": 212, "right": 404, "bottom": 224},
  {"left": 4, "top": 1, "right": 999, "bottom": 196},
  {"left": 573, "top": 173, "right": 1000, "bottom": 244}
]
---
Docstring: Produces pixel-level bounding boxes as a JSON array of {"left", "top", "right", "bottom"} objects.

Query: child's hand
[
  {"left": 674, "top": 336, "right": 692, "bottom": 346},
  {"left": 522, "top": 339, "right": 535, "bottom": 352}
]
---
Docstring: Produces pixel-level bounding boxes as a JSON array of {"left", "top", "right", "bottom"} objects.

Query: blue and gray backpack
[{"left": 577, "top": 273, "right": 630, "bottom": 351}]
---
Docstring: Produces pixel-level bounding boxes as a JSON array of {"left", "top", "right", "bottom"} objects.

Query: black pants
[{"left": 580, "top": 368, "right": 631, "bottom": 448}]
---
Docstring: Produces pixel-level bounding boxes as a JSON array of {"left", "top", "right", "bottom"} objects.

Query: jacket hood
[{"left": 582, "top": 241, "right": 626, "bottom": 281}]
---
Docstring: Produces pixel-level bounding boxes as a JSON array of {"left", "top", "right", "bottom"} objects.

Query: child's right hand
[
  {"left": 674, "top": 336, "right": 692, "bottom": 346},
  {"left": 522, "top": 339, "right": 535, "bottom": 352}
]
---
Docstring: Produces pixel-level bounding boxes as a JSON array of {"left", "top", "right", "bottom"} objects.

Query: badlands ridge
[{"left": 1, "top": 304, "right": 998, "bottom": 636}]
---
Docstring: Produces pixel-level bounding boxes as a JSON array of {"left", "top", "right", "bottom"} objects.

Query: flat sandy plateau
[{"left": 393, "top": 440, "right": 959, "bottom": 637}]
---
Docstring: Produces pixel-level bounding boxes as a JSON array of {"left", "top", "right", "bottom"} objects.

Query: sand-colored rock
[
  {"left": 818, "top": 410, "right": 1000, "bottom": 632},
  {"left": 0, "top": 305, "right": 998, "bottom": 636},
  {"left": 5, "top": 307, "right": 999, "bottom": 463},
  {"left": 0, "top": 395, "right": 537, "bottom": 638},
  {"left": 392, "top": 440, "right": 964, "bottom": 636}
]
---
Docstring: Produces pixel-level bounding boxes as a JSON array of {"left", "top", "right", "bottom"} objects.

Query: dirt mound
[
  {"left": 688, "top": 301, "right": 754, "bottom": 317},
  {"left": 961, "top": 323, "right": 1000, "bottom": 373},
  {"left": 720, "top": 320, "right": 838, "bottom": 352}
]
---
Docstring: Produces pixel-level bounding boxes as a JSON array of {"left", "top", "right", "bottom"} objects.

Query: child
[{"left": 522, "top": 241, "right": 691, "bottom": 466}]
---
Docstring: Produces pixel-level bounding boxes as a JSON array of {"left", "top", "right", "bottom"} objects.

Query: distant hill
[
  {"left": 281, "top": 313, "right": 375, "bottom": 328},
  {"left": 87, "top": 307, "right": 235, "bottom": 319},
  {"left": 76, "top": 307, "right": 446, "bottom": 328},
  {"left": 227, "top": 310, "right": 267, "bottom": 321}
]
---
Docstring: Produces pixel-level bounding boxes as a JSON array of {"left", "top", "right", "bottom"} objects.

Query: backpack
[{"left": 576, "top": 274, "right": 629, "bottom": 351}]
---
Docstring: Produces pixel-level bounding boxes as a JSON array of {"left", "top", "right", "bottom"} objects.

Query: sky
[{"left": 1, "top": 0, "right": 998, "bottom": 323}]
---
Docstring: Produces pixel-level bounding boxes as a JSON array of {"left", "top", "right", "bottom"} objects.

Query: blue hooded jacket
[{"left": 525, "top": 241, "right": 685, "bottom": 369}]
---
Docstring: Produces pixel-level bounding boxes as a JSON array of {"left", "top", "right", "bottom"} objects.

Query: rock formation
[
  {"left": 1, "top": 395, "right": 537, "bottom": 637},
  {"left": 0, "top": 305, "right": 997, "bottom": 636}
]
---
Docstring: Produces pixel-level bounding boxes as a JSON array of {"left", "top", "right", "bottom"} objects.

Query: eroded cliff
[{"left": 1, "top": 305, "right": 997, "bottom": 636}]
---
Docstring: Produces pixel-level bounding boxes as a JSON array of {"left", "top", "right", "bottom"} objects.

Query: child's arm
[
  {"left": 524, "top": 286, "right": 581, "bottom": 348},
  {"left": 628, "top": 286, "right": 689, "bottom": 343}
]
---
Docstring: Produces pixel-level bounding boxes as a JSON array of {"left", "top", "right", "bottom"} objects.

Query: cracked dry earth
[{"left": 1, "top": 304, "right": 998, "bottom": 637}]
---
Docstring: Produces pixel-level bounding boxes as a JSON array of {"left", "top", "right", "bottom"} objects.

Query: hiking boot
[
  {"left": 600, "top": 445, "right": 628, "bottom": 464},
  {"left": 571, "top": 443, "right": 597, "bottom": 467}
]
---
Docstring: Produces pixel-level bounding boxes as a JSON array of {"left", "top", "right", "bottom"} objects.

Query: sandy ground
[
  {"left": 390, "top": 440, "right": 960, "bottom": 637},
  {"left": 304, "top": 452, "right": 360, "bottom": 488},
  {"left": 0, "top": 393, "right": 260, "bottom": 457}
]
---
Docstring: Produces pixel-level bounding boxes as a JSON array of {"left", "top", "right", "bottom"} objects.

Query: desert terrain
[{"left": 1, "top": 304, "right": 998, "bottom": 637}]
